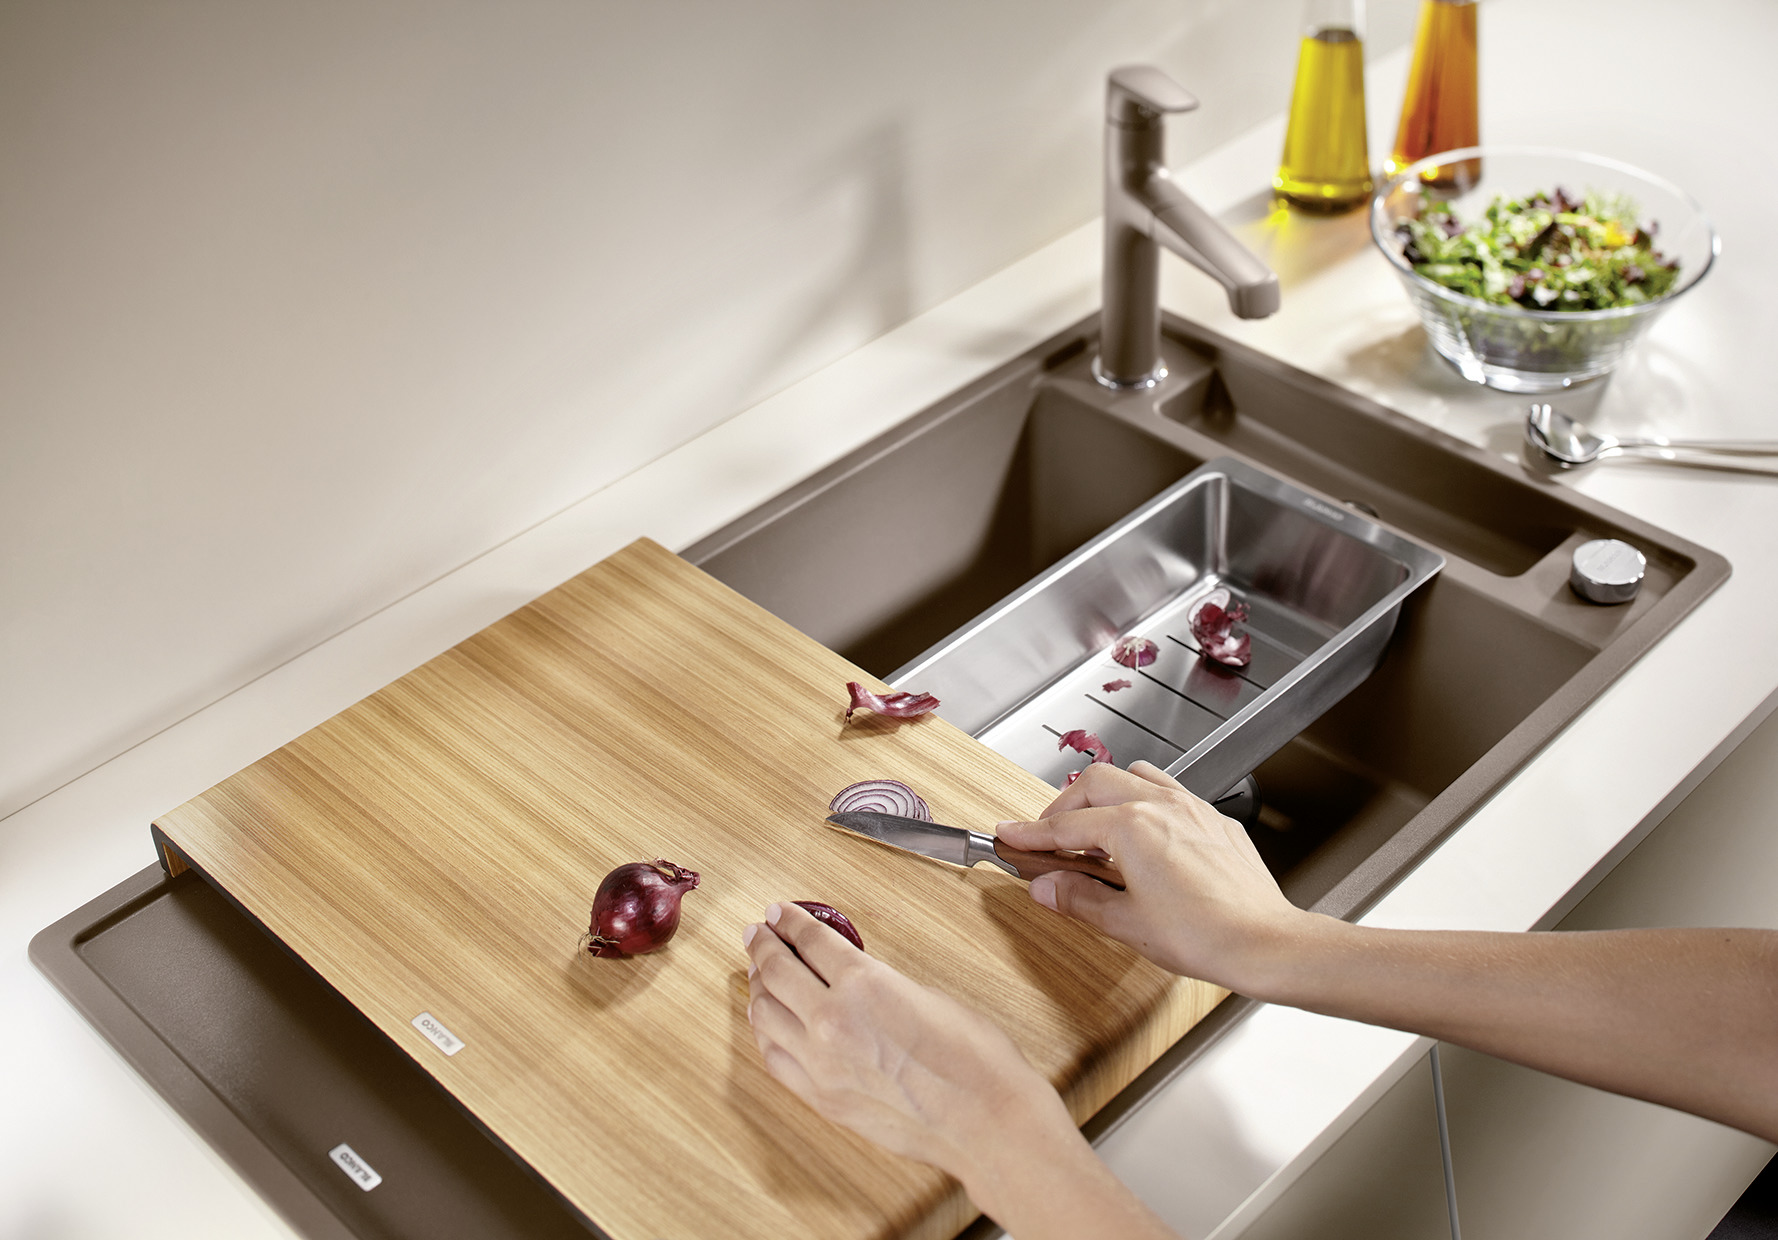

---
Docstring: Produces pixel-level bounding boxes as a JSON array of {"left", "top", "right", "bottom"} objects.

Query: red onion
[
  {"left": 1111, "top": 636, "right": 1158, "bottom": 669},
  {"left": 845, "top": 681, "right": 940, "bottom": 721},
  {"left": 1189, "top": 589, "right": 1252, "bottom": 668},
  {"left": 828, "top": 778, "right": 932, "bottom": 821},
  {"left": 1058, "top": 729, "right": 1113, "bottom": 787},
  {"left": 793, "top": 901, "right": 864, "bottom": 950},
  {"left": 1102, "top": 678, "right": 1133, "bottom": 693},
  {"left": 584, "top": 859, "right": 700, "bottom": 958}
]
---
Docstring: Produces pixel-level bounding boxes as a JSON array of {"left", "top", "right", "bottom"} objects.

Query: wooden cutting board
[{"left": 154, "top": 537, "right": 1227, "bottom": 1240}]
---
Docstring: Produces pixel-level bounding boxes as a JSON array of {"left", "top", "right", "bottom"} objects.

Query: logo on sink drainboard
[
  {"left": 411, "top": 1011, "right": 465, "bottom": 1056},
  {"left": 329, "top": 1143, "right": 383, "bottom": 1191},
  {"left": 1300, "top": 496, "right": 1348, "bottom": 522}
]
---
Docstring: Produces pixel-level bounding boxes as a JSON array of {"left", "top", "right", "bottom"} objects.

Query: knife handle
[{"left": 991, "top": 840, "right": 1125, "bottom": 890}]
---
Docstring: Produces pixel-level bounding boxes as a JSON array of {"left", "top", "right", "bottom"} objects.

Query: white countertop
[{"left": 5, "top": 1, "right": 1777, "bottom": 1236}]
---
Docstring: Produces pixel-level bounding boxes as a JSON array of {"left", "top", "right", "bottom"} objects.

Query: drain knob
[{"left": 1570, "top": 538, "right": 1645, "bottom": 604}]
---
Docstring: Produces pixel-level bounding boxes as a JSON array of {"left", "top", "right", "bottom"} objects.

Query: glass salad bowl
[{"left": 1371, "top": 146, "right": 1718, "bottom": 392}]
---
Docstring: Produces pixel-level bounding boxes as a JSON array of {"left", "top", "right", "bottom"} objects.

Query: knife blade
[{"left": 824, "top": 811, "right": 1124, "bottom": 889}]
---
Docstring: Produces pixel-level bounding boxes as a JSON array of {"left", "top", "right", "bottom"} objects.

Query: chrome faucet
[{"left": 1096, "top": 66, "right": 1281, "bottom": 389}]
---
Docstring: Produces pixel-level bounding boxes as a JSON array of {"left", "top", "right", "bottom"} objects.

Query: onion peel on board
[{"left": 845, "top": 681, "right": 940, "bottom": 721}]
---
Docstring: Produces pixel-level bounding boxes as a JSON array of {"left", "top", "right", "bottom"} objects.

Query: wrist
[
  {"left": 951, "top": 1090, "right": 1091, "bottom": 1218},
  {"left": 1225, "top": 907, "right": 1351, "bottom": 1004},
  {"left": 958, "top": 1119, "right": 1102, "bottom": 1234}
]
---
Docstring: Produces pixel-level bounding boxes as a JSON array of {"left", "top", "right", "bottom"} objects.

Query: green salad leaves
[{"left": 1397, "top": 187, "right": 1679, "bottom": 311}]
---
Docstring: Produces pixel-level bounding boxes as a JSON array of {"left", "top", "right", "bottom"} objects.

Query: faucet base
[{"left": 1092, "top": 354, "right": 1168, "bottom": 390}]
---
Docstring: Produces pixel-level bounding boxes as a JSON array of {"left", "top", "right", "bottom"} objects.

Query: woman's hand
[
  {"left": 742, "top": 902, "right": 1069, "bottom": 1179},
  {"left": 742, "top": 902, "right": 1178, "bottom": 1238},
  {"left": 996, "top": 761, "right": 1319, "bottom": 992}
]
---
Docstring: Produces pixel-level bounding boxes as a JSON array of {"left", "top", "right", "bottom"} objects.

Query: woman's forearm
[
  {"left": 960, "top": 1112, "right": 1177, "bottom": 1240},
  {"left": 1250, "top": 917, "right": 1778, "bottom": 1141}
]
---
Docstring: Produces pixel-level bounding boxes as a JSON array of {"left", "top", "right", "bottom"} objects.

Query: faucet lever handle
[{"left": 1107, "top": 65, "right": 1200, "bottom": 124}]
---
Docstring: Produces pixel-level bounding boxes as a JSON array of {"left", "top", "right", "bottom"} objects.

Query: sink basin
[
  {"left": 689, "top": 313, "right": 1726, "bottom": 917},
  {"left": 32, "top": 312, "right": 1727, "bottom": 1240}
]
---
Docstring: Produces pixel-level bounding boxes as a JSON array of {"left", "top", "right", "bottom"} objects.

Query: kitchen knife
[{"left": 824, "top": 811, "right": 1125, "bottom": 889}]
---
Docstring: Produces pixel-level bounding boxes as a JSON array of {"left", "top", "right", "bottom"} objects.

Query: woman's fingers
[
  {"left": 744, "top": 919, "right": 830, "bottom": 1012},
  {"left": 758, "top": 1039, "right": 821, "bottom": 1105},
  {"left": 746, "top": 987, "right": 807, "bottom": 1056},
  {"left": 1029, "top": 870, "right": 1126, "bottom": 935},
  {"left": 1125, "top": 759, "right": 1184, "bottom": 790},
  {"left": 1033, "top": 760, "right": 1158, "bottom": 818},
  {"left": 997, "top": 802, "right": 1137, "bottom": 854},
  {"left": 766, "top": 902, "right": 865, "bottom": 983}
]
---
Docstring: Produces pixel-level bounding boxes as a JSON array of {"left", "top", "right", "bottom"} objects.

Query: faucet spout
[
  {"left": 1140, "top": 171, "right": 1281, "bottom": 321},
  {"left": 1096, "top": 65, "right": 1280, "bottom": 389}
]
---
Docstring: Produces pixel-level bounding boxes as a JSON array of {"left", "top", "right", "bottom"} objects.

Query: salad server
[{"left": 1526, "top": 403, "right": 1778, "bottom": 474}]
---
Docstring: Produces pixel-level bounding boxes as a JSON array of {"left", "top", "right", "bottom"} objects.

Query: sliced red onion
[
  {"left": 828, "top": 778, "right": 932, "bottom": 822},
  {"left": 793, "top": 901, "right": 864, "bottom": 950},
  {"left": 1189, "top": 588, "right": 1252, "bottom": 668},
  {"left": 1102, "top": 678, "right": 1134, "bottom": 693},
  {"left": 845, "top": 681, "right": 940, "bottom": 721},
  {"left": 1111, "top": 636, "right": 1159, "bottom": 669}
]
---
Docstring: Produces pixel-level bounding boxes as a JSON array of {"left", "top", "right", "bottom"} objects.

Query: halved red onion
[
  {"left": 1102, "top": 678, "right": 1134, "bottom": 693},
  {"left": 845, "top": 681, "right": 940, "bottom": 721},
  {"left": 828, "top": 778, "right": 932, "bottom": 822},
  {"left": 793, "top": 901, "right": 864, "bottom": 950},
  {"left": 1189, "top": 588, "right": 1252, "bottom": 668},
  {"left": 1111, "top": 636, "right": 1159, "bottom": 669}
]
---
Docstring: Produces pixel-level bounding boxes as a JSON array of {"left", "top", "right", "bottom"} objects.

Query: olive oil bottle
[
  {"left": 1386, "top": 0, "right": 1480, "bottom": 187},
  {"left": 1275, "top": 0, "right": 1373, "bottom": 213}
]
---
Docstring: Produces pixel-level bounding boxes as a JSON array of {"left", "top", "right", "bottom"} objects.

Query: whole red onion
[
  {"left": 793, "top": 901, "right": 864, "bottom": 950},
  {"left": 585, "top": 859, "right": 700, "bottom": 958}
]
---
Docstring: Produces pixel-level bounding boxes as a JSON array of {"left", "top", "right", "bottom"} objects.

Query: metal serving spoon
[{"left": 1524, "top": 403, "right": 1778, "bottom": 474}]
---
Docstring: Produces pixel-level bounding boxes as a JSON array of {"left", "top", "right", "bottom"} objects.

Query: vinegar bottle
[
  {"left": 1386, "top": 0, "right": 1479, "bottom": 187},
  {"left": 1274, "top": 0, "right": 1373, "bottom": 214}
]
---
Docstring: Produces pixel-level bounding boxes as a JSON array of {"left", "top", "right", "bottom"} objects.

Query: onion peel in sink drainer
[
  {"left": 1058, "top": 729, "right": 1113, "bottom": 787},
  {"left": 1188, "top": 588, "right": 1252, "bottom": 668}
]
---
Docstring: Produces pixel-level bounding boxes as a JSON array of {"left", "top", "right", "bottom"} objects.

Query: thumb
[{"left": 1029, "top": 870, "right": 1121, "bottom": 933}]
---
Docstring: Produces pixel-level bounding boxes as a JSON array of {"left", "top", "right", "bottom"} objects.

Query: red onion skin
[
  {"left": 1191, "top": 601, "right": 1252, "bottom": 668},
  {"left": 828, "top": 778, "right": 932, "bottom": 822},
  {"left": 845, "top": 681, "right": 940, "bottom": 721},
  {"left": 586, "top": 860, "right": 700, "bottom": 958},
  {"left": 1058, "top": 729, "right": 1113, "bottom": 765},
  {"left": 793, "top": 901, "right": 864, "bottom": 950},
  {"left": 1111, "top": 637, "right": 1158, "bottom": 669},
  {"left": 1058, "top": 729, "right": 1114, "bottom": 788},
  {"left": 1189, "top": 591, "right": 1252, "bottom": 668}
]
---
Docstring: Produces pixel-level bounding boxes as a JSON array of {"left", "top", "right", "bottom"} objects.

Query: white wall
[{"left": 0, "top": 0, "right": 1416, "bottom": 821}]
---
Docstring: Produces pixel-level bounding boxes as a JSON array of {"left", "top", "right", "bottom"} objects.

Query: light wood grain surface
[{"left": 156, "top": 538, "right": 1227, "bottom": 1240}]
